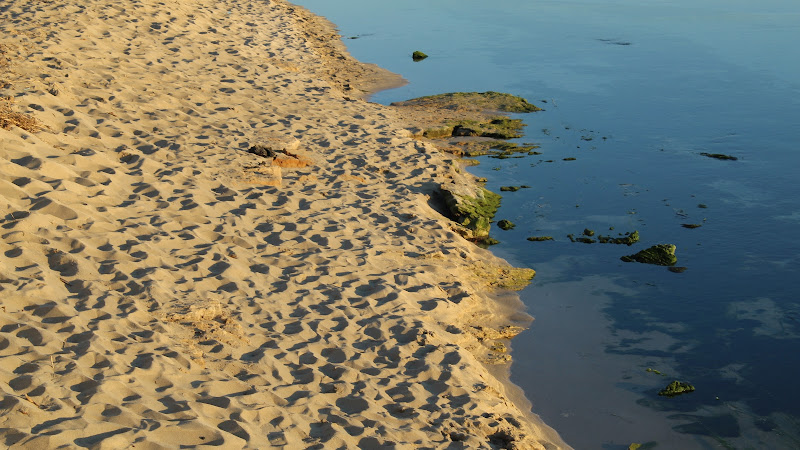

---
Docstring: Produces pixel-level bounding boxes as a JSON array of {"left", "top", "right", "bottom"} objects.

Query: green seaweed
[
  {"left": 621, "top": 244, "right": 677, "bottom": 266},
  {"left": 658, "top": 380, "right": 695, "bottom": 397},
  {"left": 497, "top": 219, "right": 515, "bottom": 230},
  {"left": 527, "top": 236, "right": 554, "bottom": 242}
]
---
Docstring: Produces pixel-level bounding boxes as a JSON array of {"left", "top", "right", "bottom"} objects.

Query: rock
[
  {"left": 392, "top": 91, "right": 542, "bottom": 113},
  {"left": 440, "top": 182, "right": 501, "bottom": 239},
  {"left": 699, "top": 152, "right": 737, "bottom": 161},
  {"left": 597, "top": 230, "right": 640, "bottom": 245},
  {"left": 621, "top": 244, "right": 677, "bottom": 266},
  {"left": 527, "top": 236, "right": 554, "bottom": 241},
  {"left": 412, "top": 51, "right": 428, "bottom": 61},
  {"left": 658, "top": 380, "right": 695, "bottom": 397},
  {"left": 249, "top": 145, "right": 278, "bottom": 158},
  {"left": 497, "top": 219, "right": 515, "bottom": 230}
]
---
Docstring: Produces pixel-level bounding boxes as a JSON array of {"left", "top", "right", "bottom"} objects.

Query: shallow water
[{"left": 294, "top": 0, "right": 800, "bottom": 448}]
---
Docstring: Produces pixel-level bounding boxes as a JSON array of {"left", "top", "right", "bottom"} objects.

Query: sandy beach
[{"left": 0, "top": 0, "right": 568, "bottom": 447}]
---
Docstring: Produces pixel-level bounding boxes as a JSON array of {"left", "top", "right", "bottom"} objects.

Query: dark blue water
[{"left": 293, "top": 1, "right": 800, "bottom": 448}]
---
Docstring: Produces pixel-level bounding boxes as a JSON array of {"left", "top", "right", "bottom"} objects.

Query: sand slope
[{"left": 0, "top": 0, "right": 567, "bottom": 448}]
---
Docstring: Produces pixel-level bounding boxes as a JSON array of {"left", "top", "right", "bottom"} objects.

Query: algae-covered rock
[
  {"left": 598, "top": 230, "right": 640, "bottom": 246},
  {"left": 392, "top": 91, "right": 542, "bottom": 113},
  {"left": 457, "top": 141, "right": 539, "bottom": 158},
  {"left": 567, "top": 234, "right": 595, "bottom": 244},
  {"left": 621, "top": 244, "right": 677, "bottom": 266},
  {"left": 583, "top": 228, "right": 595, "bottom": 237},
  {"left": 527, "top": 236, "right": 554, "bottom": 242},
  {"left": 440, "top": 183, "right": 501, "bottom": 238},
  {"left": 412, "top": 51, "right": 428, "bottom": 61},
  {"left": 423, "top": 118, "right": 527, "bottom": 140},
  {"left": 497, "top": 219, "right": 515, "bottom": 230},
  {"left": 658, "top": 380, "right": 695, "bottom": 397}
]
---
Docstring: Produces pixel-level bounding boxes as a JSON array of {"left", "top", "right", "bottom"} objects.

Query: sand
[{"left": 0, "top": 0, "right": 569, "bottom": 448}]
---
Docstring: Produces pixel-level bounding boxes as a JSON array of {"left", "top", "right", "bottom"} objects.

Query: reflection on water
[{"left": 293, "top": 0, "right": 800, "bottom": 447}]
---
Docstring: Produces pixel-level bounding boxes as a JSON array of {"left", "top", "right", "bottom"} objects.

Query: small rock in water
[
  {"left": 621, "top": 244, "right": 678, "bottom": 266},
  {"left": 497, "top": 219, "right": 515, "bottom": 230},
  {"left": 412, "top": 50, "right": 428, "bottom": 61},
  {"left": 658, "top": 380, "right": 695, "bottom": 397}
]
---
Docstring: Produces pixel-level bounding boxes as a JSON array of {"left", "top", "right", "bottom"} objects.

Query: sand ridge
[{"left": 0, "top": 0, "right": 568, "bottom": 448}]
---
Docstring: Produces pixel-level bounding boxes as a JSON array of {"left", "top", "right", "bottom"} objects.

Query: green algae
[
  {"left": 527, "top": 236, "right": 554, "bottom": 242},
  {"left": 497, "top": 219, "right": 515, "bottom": 230},
  {"left": 412, "top": 51, "right": 428, "bottom": 61},
  {"left": 621, "top": 244, "right": 678, "bottom": 266},
  {"left": 658, "top": 380, "right": 695, "bottom": 397}
]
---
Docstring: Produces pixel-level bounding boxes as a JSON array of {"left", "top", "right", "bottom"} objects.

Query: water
[{"left": 292, "top": 0, "right": 800, "bottom": 448}]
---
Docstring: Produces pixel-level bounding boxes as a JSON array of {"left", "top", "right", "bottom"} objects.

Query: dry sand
[{"left": 0, "top": 0, "right": 569, "bottom": 448}]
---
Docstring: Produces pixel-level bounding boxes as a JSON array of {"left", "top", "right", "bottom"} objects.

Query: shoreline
[{"left": 0, "top": 0, "right": 568, "bottom": 447}]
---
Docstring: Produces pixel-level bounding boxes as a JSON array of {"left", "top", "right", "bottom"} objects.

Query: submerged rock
[
  {"left": 527, "top": 236, "right": 554, "bottom": 242},
  {"left": 621, "top": 244, "right": 678, "bottom": 266},
  {"left": 658, "top": 380, "right": 695, "bottom": 397},
  {"left": 700, "top": 152, "right": 737, "bottom": 161}
]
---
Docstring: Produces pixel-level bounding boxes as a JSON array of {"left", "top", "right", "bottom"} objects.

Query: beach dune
[{"left": 0, "top": 0, "right": 568, "bottom": 448}]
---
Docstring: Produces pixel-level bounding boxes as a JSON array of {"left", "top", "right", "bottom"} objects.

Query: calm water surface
[{"left": 293, "top": 1, "right": 800, "bottom": 448}]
